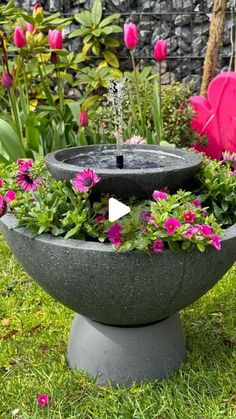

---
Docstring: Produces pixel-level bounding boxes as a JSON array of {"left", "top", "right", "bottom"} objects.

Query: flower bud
[
  {"left": 48, "top": 30, "right": 63, "bottom": 50},
  {"left": 35, "top": 32, "right": 44, "bottom": 46},
  {"left": 1, "top": 71, "right": 13, "bottom": 89},
  {"left": 33, "top": 3, "right": 44, "bottom": 19},
  {"left": 79, "top": 110, "right": 88, "bottom": 127},
  {"left": 154, "top": 40, "right": 167, "bottom": 62},
  {"left": 25, "top": 22, "right": 35, "bottom": 33},
  {"left": 124, "top": 23, "right": 138, "bottom": 49},
  {"left": 26, "top": 31, "right": 35, "bottom": 47},
  {"left": 50, "top": 52, "right": 59, "bottom": 64},
  {"left": 14, "top": 26, "right": 26, "bottom": 48}
]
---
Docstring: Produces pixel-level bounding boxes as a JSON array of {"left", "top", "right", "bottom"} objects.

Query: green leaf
[
  {"left": 0, "top": 119, "right": 25, "bottom": 161},
  {"left": 99, "top": 13, "right": 120, "bottom": 28},
  {"left": 25, "top": 112, "right": 40, "bottom": 153},
  {"left": 75, "top": 11, "right": 92, "bottom": 26},
  {"left": 92, "top": 28, "right": 102, "bottom": 37},
  {"left": 82, "top": 95, "right": 101, "bottom": 110},
  {"left": 104, "top": 51, "right": 119, "bottom": 68},
  {"left": 91, "top": 0, "right": 103, "bottom": 26},
  {"left": 68, "top": 28, "right": 91, "bottom": 38},
  {"left": 102, "top": 36, "right": 120, "bottom": 47}
]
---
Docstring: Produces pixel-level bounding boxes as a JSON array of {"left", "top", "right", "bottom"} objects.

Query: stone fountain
[{"left": 1, "top": 144, "right": 236, "bottom": 387}]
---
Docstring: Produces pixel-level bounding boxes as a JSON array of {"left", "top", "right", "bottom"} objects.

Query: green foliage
[
  {"left": 69, "top": 0, "right": 122, "bottom": 72},
  {"left": 197, "top": 157, "right": 236, "bottom": 226}
]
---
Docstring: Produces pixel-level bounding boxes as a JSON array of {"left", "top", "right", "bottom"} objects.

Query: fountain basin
[
  {"left": 1, "top": 213, "right": 235, "bottom": 326},
  {"left": 45, "top": 145, "right": 202, "bottom": 200}
]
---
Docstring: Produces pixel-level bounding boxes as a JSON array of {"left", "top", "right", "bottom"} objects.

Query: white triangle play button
[{"left": 108, "top": 198, "right": 130, "bottom": 222}]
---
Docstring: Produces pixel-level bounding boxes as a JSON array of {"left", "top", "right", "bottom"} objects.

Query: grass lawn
[{"left": 0, "top": 235, "right": 235, "bottom": 419}]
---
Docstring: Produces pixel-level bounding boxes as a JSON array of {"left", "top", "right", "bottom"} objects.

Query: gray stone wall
[{"left": 11, "top": 1, "right": 236, "bottom": 89}]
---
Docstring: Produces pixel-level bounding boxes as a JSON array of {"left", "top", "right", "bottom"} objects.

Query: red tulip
[
  {"left": 14, "top": 26, "right": 26, "bottom": 48},
  {"left": 25, "top": 22, "right": 35, "bottom": 33},
  {"left": 124, "top": 23, "right": 138, "bottom": 49},
  {"left": 34, "top": 2, "right": 42, "bottom": 9},
  {"left": 79, "top": 110, "right": 88, "bottom": 127},
  {"left": 48, "top": 30, "right": 63, "bottom": 49},
  {"left": 1, "top": 71, "right": 13, "bottom": 89},
  {"left": 154, "top": 40, "right": 167, "bottom": 61}
]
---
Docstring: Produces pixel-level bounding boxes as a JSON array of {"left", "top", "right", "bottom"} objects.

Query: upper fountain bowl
[{"left": 45, "top": 145, "right": 202, "bottom": 200}]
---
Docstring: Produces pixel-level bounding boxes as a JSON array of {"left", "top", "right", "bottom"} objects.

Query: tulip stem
[
  {"left": 55, "top": 58, "right": 64, "bottom": 114},
  {"left": 130, "top": 50, "right": 144, "bottom": 134}
]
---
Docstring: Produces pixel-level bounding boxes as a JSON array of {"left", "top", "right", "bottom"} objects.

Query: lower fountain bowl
[
  {"left": 1, "top": 214, "right": 235, "bottom": 326},
  {"left": 45, "top": 145, "right": 203, "bottom": 200}
]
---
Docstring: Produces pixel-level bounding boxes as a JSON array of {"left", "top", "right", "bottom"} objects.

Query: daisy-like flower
[
  {"left": 73, "top": 169, "right": 100, "bottom": 193},
  {"left": 151, "top": 238, "right": 164, "bottom": 253},
  {"left": 222, "top": 150, "right": 236, "bottom": 169},
  {"left": 0, "top": 195, "right": 6, "bottom": 217},
  {"left": 17, "top": 161, "right": 43, "bottom": 192},
  {"left": 199, "top": 224, "right": 213, "bottom": 238},
  {"left": 124, "top": 135, "right": 147, "bottom": 145},
  {"left": 183, "top": 211, "right": 196, "bottom": 223},
  {"left": 152, "top": 190, "right": 167, "bottom": 200},
  {"left": 164, "top": 217, "right": 181, "bottom": 235},
  {"left": 107, "top": 223, "right": 122, "bottom": 246},
  {"left": 5, "top": 190, "right": 16, "bottom": 203},
  {"left": 37, "top": 394, "right": 49, "bottom": 407}
]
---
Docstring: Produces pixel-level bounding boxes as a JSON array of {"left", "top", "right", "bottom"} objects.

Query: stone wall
[{"left": 11, "top": 0, "right": 236, "bottom": 90}]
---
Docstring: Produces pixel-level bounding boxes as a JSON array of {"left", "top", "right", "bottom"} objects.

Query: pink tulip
[
  {"left": 14, "top": 26, "right": 26, "bottom": 48},
  {"left": 1, "top": 71, "right": 13, "bottom": 89},
  {"left": 154, "top": 40, "right": 167, "bottom": 61},
  {"left": 25, "top": 22, "right": 35, "bottom": 33},
  {"left": 79, "top": 110, "right": 88, "bottom": 127},
  {"left": 124, "top": 23, "right": 138, "bottom": 49},
  {"left": 34, "top": 2, "right": 42, "bottom": 9},
  {"left": 48, "top": 30, "right": 63, "bottom": 49}
]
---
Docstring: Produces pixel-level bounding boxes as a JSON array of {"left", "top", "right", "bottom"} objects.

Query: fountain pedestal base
[{"left": 67, "top": 313, "right": 186, "bottom": 386}]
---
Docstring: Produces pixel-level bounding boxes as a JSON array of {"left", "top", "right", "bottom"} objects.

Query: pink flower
[
  {"left": 141, "top": 211, "right": 156, "bottom": 224},
  {"left": 199, "top": 224, "right": 213, "bottom": 238},
  {"left": 164, "top": 217, "right": 181, "bottom": 235},
  {"left": 182, "top": 226, "right": 199, "bottom": 239},
  {"left": 14, "top": 26, "right": 26, "bottom": 48},
  {"left": 17, "top": 161, "right": 43, "bottom": 192},
  {"left": 151, "top": 238, "right": 164, "bottom": 253},
  {"left": 107, "top": 223, "right": 122, "bottom": 246},
  {"left": 5, "top": 190, "right": 16, "bottom": 203},
  {"left": 124, "top": 135, "right": 146, "bottom": 145},
  {"left": 37, "top": 394, "right": 49, "bottom": 407},
  {"left": 95, "top": 214, "right": 106, "bottom": 224},
  {"left": 154, "top": 40, "right": 167, "bottom": 61},
  {"left": 228, "top": 170, "right": 236, "bottom": 176},
  {"left": 18, "top": 159, "right": 33, "bottom": 173},
  {"left": 79, "top": 110, "right": 88, "bottom": 127},
  {"left": 48, "top": 30, "right": 63, "bottom": 49},
  {"left": 33, "top": 3, "right": 44, "bottom": 18},
  {"left": 210, "top": 233, "right": 221, "bottom": 251},
  {"left": 25, "top": 22, "right": 35, "bottom": 33},
  {"left": 152, "top": 190, "right": 167, "bottom": 200},
  {"left": 193, "top": 198, "right": 201, "bottom": 208},
  {"left": 183, "top": 211, "right": 196, "bottom": 223},
  {"left": 1, "top": 71, "right": 13, "bottom": 89},
  {"left": 0, "top": 179, "right": 3, "bottom": 188},
  {"left": 34, "top": 2, "right": 42, "bottom": 9},
  {"left": 124, "top": 23, "right": 138, "bottom": 49},
  {"left": 140, "top": 226, "right": 148, "bottom": 232},
  {"left": 0, "top": 195, "right": 6, "bottom": 217},
  {"left": 73, "top": 169, "right": 100, "bottom": 193}
]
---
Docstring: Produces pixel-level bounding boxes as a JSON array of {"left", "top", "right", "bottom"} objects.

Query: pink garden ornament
[{"left": 191, "top": 72, "right": 236, "bottom": 159}]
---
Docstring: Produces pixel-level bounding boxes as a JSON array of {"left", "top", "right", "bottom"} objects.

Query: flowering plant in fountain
[{"left": 0, "top": 159, "right": 223, "bottom": 253}]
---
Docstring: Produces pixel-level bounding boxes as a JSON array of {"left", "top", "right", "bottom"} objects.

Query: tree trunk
[{"left": 200, "top": 0, "right": 227, "bottom": 97}]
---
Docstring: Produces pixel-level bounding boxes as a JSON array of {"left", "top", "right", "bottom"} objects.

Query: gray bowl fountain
[{"left": 1, "top": 144, "right": 236, "bottom": 387}]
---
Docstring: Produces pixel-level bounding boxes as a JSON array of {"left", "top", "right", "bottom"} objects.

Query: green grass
[{"left": 0, "top": 235, "right": 235, "bottom": 419}]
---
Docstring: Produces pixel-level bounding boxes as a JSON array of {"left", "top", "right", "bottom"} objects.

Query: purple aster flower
[
  {"left": 17, "top": 162, "right": 43, "bottom": 192},
  {"left": 73, "top": 169, "right": 100, "bottom": 193}
]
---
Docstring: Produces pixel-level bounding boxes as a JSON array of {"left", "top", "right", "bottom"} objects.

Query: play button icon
[{"left": 108, "top": 198, "right": 130, "bottom": 222}]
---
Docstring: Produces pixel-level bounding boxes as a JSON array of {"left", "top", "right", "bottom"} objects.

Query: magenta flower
[
  {"left": 5, "top": 190, "right": 16, "bottom": 203},
  {"left": 182, "top": 226, "right": 199, "bottom": 239},
  {"left": 95, "top": 214, "right": 106, "bottom": 224},
  {"left": 1, "top": 71, "right": 13, "bottom": 89},
  {"left": 79, "top": 110, "right": 88, "bottom": 127},
  {"left": 183, "top": 211, "right": 196, "bottom": 224},
  {"left": 154, "top": 39, "right": 167, "bottom": 61},
  {"left": 152, "top": 190, "right": 167, "bottom": 200},
  {"left": 141, "top": 211, "right": 156, "bottom": 225},
  {"left": 124, "top": 23, "right": 138, "bottom": 49},
  {"left": 0, "top": 179, "right": 3, "bottom": 188},
  {"left": 17, "top": 162, "right": 43, "bottom": 192},
  {"left": 14, "top": 26, "right": 26, "bottom": 48},
  {"left": 151, "top": 238, "right": 164, "bottom": 253},
  {"left": 37, "top": 394, "right": 49, "bottom": 407},
  {"left": 107, "top": 223, "right": 122, "bottom": 246},
  {"left": 210, "top": 233, "right": 221, "bottom": 251},
  {"left": 48, "top": 30, "right": 63, "bottom": 49},
  {"left": 0, "top": 195, "right": 6, "bottom": 217},
  {"left": 200, "top": 224, "right": 213, "bottom": 238},
  {"left": 73, "top": 169, "right": 100, "bottom": 193},
  {"left": 25, "top": 22, "right": 35, "bottom": 33},
  {"left": 164, "top": 217, "right": 181, "bottom": 235},
  {"left": 193, "top": 198, "right": 201, "bottom": 208}
]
